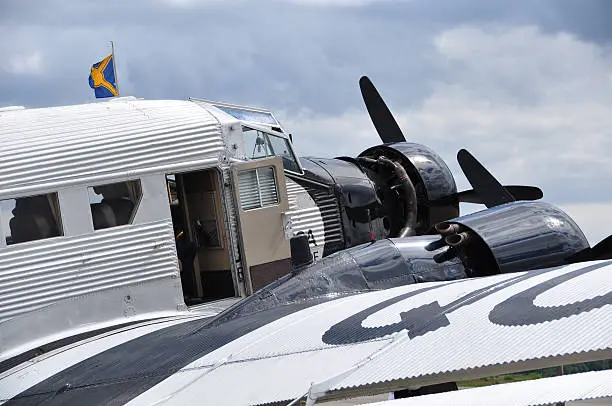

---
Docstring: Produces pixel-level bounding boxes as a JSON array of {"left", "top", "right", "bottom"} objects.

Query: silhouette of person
[{"left": 171, "top": 207, "right": 197, "bottom": 299}]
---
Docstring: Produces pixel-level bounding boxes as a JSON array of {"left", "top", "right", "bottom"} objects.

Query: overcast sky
[{"left": 1, "top": 0, "right": 612, "bottom": 243}]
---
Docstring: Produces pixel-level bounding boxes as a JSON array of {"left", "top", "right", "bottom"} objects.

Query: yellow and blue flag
[{"left": 88, "top": 54, "right": 118, "bottom": 98}]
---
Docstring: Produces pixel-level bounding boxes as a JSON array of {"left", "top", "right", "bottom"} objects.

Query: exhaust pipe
[
  {"left": 435, "top": 222, "right": 462, "bottom": 236},
  {"left": 445, "top": 232, "right": 471, "bottom": 249},
  {"left": 433, "top": 247, "right": 457, "bottom": 264},
  {"left": 358, "top": 155, "right": 418, "bottom": 238},
  {"left": 425, "top": 238, "right": 447, "bottom": 251}
]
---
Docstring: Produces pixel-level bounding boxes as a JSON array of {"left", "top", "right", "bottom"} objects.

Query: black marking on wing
[
  {"left": 489, "top": 261, "right": 612, "bottom": 326},
  {"left": 0, "top": 319, "right": 167, "bottom": 375},
  {"left": 5, "top": 302, "right": 319, "bottom": 406},
  {"left": 323, "top": 262, "right": 611, "bottom": 344}
]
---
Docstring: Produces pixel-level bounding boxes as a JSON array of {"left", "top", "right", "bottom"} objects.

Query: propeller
[
  {"left": 359, "top": 76, "right": 406, "bottom": 144},
  {"left": 456, "top": 186, "right": 543, "bottom": 204},
  {"left": 456, "top": 149, "right": 544, "bottom": 208},
  {"left": 457, "top": 149, "right": 517, "bottom": 208},
  {"left": 359, "top": 76, "right": 544, "bottom": 208},
  {"left": 567, "top": 235, "right": 612, "bottom": 263}
]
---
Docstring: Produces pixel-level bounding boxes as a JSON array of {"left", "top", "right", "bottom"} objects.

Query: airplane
[
  {"left": 0, "top": 76, "right": 610, "bottom": 405},
  {"left": 0, "top": 74, "right": 544, "bottom": 312}
]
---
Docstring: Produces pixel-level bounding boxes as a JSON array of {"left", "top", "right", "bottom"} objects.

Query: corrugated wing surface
[
  {"left": 0, "top": 220, "right": 178, "bottom": 321},
  {"left": 0, "top": 314, "right": 208, "bottom": 403},
  {"left": 125, "top": 260, "right": 612, "bottom": 406},
  {"left": 368, "top": 369, "right": 612, "bottom": 406},
  {"left": 0, "top": 99, "right": 223, "bottom": 195},
  {"left": 326, "top": 261, "right": 612, "bottom": 393}
]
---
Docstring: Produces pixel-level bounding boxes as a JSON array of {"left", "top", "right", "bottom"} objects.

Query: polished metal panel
[
  {"left": 285, "top": 178, "right": 344, "bottom": 259},
  {"left": 0, "top": 99, "right": 225, "bottom": 197},
  {"left": 297, "top": 158, "right": 336, "bottom": 185},
  {"left": 360, "top": 142, "right": 457, "bottom": 201},
  {"left": 358, "top": 142, "right": 459, "bottom": 232},
  {"left": 305, "top": 157, "right": 366, "bottom": 180},
  {"left": 351, "top": 237, "right": 467, "bottom": 288},
  {"left": 390, "top": 237, "right": 470, "bottom": 282},
  {"left": 0, "top": 220, "right": 178, "bottom": 322},
  {"left": 449, "top": 201, "right": 589, "bottom": 273},
  {"left": 301, "top": 157, "right": 387, "bottom": 247},
  {"left": 216, "top": 236, "right": 468, "bottom": 322},
  {"left": 285, "top": 179, "right": 325, "bottom": 258}
]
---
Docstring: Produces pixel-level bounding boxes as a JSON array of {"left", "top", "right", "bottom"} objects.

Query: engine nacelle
[
  {"left": 358, "top": 142, "right": 459, "bottom": 235},
  {"left": 434, "top": 201, "right": 589, "bottom": 274},
  {"left": 225, "top": 201, "right": 589, "bottom": 319}
]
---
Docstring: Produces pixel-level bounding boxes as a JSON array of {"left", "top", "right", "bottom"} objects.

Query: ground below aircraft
[{"left": 0, "top": 77, "right": 610, "bottom": 405}]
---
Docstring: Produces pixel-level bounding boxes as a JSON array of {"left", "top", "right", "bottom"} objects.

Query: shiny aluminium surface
[
  {"left": 449, "top": 201, "right": 590, "bottom": 274},
  {"left": 0, "top": 98, "right": 268, "bottom": 362},
  {"left": 285, "top": 178, "right": 344, "bottom": 260},
  {"left": 359, "top": 142, "right": 457, "bottom": 202},
  {"left": 297, "top": 157, "right": 390, "bottom": 246},
  {"left": 0, "top": 220, "right": 184, "bottom": 359},
  {"left": 215, "top": 236, "right": 468, "bottom": 322},
  {"left": 295, "top": 157, "right": 336, "bottom": 186},
  {"left": 358, "top": 142, "right": 460, "bottom": 233},
  {"left": 303, "top": 157, "right": 367, "bottom": 182},
  {"left": 0, "top": 99, "right": 230, "bottom": 198},
  {"left": 0, "top": 172, "right": 191, "bottom": 360}
]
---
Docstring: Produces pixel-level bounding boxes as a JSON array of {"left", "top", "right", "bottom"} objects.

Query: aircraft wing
[
  {"left": 369, "top": 370, "right": 612, "bottom": 406},
  {"left": 1, "top": 260, "right": 611, "bottom": 405}
]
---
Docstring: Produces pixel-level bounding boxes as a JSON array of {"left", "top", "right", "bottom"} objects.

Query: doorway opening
[{"left": 166, "top": 168, "right": 236, "bottom": 305}]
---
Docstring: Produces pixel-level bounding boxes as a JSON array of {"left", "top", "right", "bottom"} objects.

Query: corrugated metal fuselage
[{"left": 0, "top": 98, "right": 292, "bottom": 360}]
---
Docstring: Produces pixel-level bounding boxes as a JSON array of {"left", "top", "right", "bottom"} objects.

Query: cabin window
[
  {"left": 242, "top": 127, "right": 301, "bottom": 173},
  {"left": 88, "top": 180, "right": 142, "bottom": 230},
  {"left": 0, "top": 193, "right": 63, "bottom": 245},
  {"left": 237, "top": 166, "right": 279, "bottom": 210}
]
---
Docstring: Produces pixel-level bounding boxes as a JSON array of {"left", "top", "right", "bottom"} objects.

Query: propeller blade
[
  {"left": 425, "top": 185, "right": 542, "bottom": 207},
  {"left": 457, "top": 149, "right": 515, "bottom": 208},
  {"left": 589, "top": 235, "right": 612, "bottom": 260},
  {"left": 359, "top": 76, "right": 406, "bottom": 144},
  {"left": 568, "top": 235, "right": 612, "bottom": 263},
  {"left": 457, "top": 185, "right": 543, "bottom": 204}
]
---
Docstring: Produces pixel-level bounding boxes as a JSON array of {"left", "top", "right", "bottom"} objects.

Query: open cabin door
[{"left": 232, "top": 157, "right": 292, "bottom": 293}]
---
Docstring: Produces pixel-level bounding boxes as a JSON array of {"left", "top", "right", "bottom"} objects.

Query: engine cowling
[
  {"left": 433, "top": 201, "right": 590, "bottom": 274},
  {"left": 225, "top": 201, "right": 590, "bottom": 320},
  {"left": 358, "top": 142, "right": 459, "bottom": 235}
]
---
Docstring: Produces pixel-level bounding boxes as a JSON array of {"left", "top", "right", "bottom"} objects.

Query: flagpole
[{"left": 110, "top": 41, "right": 120, "bottom": 96}]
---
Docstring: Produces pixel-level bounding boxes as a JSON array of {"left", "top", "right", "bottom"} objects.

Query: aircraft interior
[{"left": 167, "top": 169, "right": 235, "bottom": 305}]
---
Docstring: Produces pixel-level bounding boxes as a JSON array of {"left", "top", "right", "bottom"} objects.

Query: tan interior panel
[{"left": 171, "top": 169, "right": 236, "bottom": 303}]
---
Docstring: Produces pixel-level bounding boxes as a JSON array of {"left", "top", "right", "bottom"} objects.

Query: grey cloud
[
  {"left": 2, "top": 0, "right": 612, "bottom": 213},
  {"left": 0, "top": 0, "right": 442, "bottom": 113},
  {"left": 4, "top": 0, "right": 611, "bottom": 113}
]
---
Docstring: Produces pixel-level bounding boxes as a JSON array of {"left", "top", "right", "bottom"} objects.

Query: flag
[{"left": 88, "top": 54, "right": 118, "bottom": 98}]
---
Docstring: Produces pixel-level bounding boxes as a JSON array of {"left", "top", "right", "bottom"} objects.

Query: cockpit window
[{"left": 242, "top": 127, "right": 301, "bottom": 173}]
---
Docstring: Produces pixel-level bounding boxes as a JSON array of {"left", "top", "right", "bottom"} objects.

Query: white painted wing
[
  {"left": 367, "top": 370, "right": 612, "bottom": 406},
  {"left": 3, "top": 260, "right": 611, "bottom": 406},
  {"left": 128, "top": 260, "right": 612, "bottom": 406}
]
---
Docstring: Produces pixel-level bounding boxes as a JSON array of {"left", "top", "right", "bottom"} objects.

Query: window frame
[
  {"left": 87, "top": 178, "right": 143, "bottom": 231},
  {"left": 0, "top": 192, "right": 64, "bottom": 246},
  {"left": 241, "top": 124, "right": 304, "bottom": 175}
]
